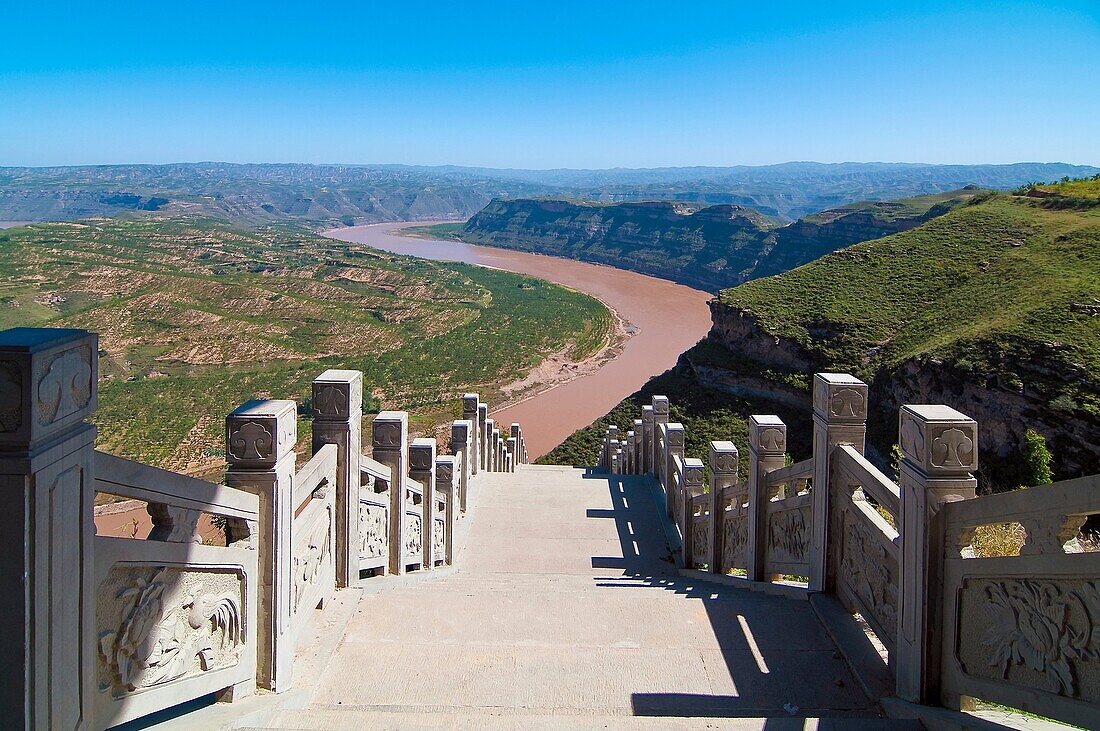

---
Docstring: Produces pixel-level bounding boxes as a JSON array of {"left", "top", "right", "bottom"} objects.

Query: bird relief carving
[{"left": 97, "top": 567, "right": 244, "bottom": 697}]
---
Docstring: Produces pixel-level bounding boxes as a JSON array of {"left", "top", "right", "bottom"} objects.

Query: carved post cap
[
  {"left": 311, "top": 369, "right": 362, "bottom": 422},
  {"left": 627, "top": 431, "right": 635, "bottom": 440},
  {"left": 462, "top": 393, "right": 480, "bottom": 413},
  {"left": 633, "top": 418, "right": 643, "bottom": 429},
  {"left": 372, "top": 410, "right": 408, "bottom": 451},
  {"left": 511, "top": 422, "right": 520, "bottom": 435},
  {"left": 641, "top": 405, "right": 654, "bottom": 423},
  {"left": 899, "top": 404, "right": 978, "bottom": 476},
  {"left": 749, "top": 415, "right": 786, "bottom": 455},
  {"left": 0, "top": 327, "right": 98, "bottom": 448},
  {"left": 683, "top": 457, "right": 705, "bottom": 489},
  {"left": 607, "top": 424, "right": 618, "bottom": 438},
  {"left": 451, "top": 419, "right": 471, "bottom": 439},
  {"left": 666, "top": 422, "right": 685, "bottom": 448},
  {"left": 813, "top": 373, "right": 868, "bottom": 423},
  {"left": 477, "top": 404, "right": 488, "bottom": 418},
  {"left": 226, "top": 398, "right": 297, "bottom": 468},
  {"left": 651, "top": 396, "right": 669, "bottom": 418},
  {"left": 409, "top": 437, "right": 437, "bottom": 471},
  {"left": 435, "top": 455, "right": 456, "bottom": 483},
  {"left": 709, "top": 440, "right": 739, "bottom": 473}
]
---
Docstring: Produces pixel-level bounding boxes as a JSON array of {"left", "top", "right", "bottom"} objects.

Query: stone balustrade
[
  {"left": 599, "top": 373, "right": 1100, "bottom": 729},
  {"left": 0, "top": 327, "right": 528, "bottom": 729}
]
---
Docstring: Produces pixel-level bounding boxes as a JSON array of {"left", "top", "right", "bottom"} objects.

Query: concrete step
[{"left": 242, "top": 706, "right": 920, "bottom": 730}]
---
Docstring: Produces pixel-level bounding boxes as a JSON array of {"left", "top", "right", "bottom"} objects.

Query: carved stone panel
[
  {"left": 838, "top": 510, "right": 899, "bottom": 646},
  {"left": 691, "top": 520, "right": 709, "bottom": 567},
  {"left": 723, "top": 514, "right": 747, "bottom": 570},
  {"left": 433, "top": 517, "right": 445, "bottom": 562},
  {"left": 957, "top": 578, "right": 1100, "bottom": 700},
  {"left": 358, "top": 502, "right": 387, "bottom": 560},
  {"left": 767, "top": 505, "right": 810, "bottom": 564},
  {"left": 96, "top": 566, "right": 245, "bottom": 698},
  {"left": 899, "top": 404, "right": 978, "bottom": 475},
  {"left": 405, "top": 513, "right": 422, "bottom": 557},
  {"left": 292, "top": 508, "right": 332, "bottom": 614}
]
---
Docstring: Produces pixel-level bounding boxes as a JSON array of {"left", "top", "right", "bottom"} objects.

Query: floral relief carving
[
  {"left": 97, "top": 567, "right": 244, "bottom": 697},
  {"left": 930, "top": 426, "right": 975, "bottom": 469},
  {"left": 36, "top": 346, "right": 92, "bottom": 425},
  {"left": 405, "top": 512, "right": 422, "bottom": 556},
  {"left": 433, "top": 517, "right": 445, "bottom": 561},
  {"left": 228, "top": 420, "right": 273, "bottom": 461},
  {"left": 359, "top": 502, "right": 387, "bottom": 559},
  {"left": 293, "top": 513, "right": 331, "bottom": 614},
  {"left": 979, "top": 579, "right": 1100, "bottom": 697},
  {"left": 373, "top": 422, "right": 401, "bottom": 449},
  {"left": 758, "top": 427, "right": 784, "bottom": 452},
  {"left": 723, "top": 514, "right": 747, "bottom": 569},
  {"left": 900, "top": 413, "right": 924, "bottom": 461},
  {"left": 0, "top": 360, "right": 22, "bottom": 432},
  {"left": 830, "top": 387, "right": 866, "bottom": 418},
  {"left": 312, "top": 384, "right": 348, "bottom": 417},
  {"left": 691, "top": 520, "right": 709, "bottom": 566},
  {"left": 840, "top": 513, "right": 898, "bottom": 640},
  {"left": 713, "top": 452, "right": 738, "bottom": 473},
  {"left": 768, "top": 506, "right": 809, "bottom": 561}
]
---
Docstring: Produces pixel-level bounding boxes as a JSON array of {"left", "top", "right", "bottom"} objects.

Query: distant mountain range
[{"left": 0, "top": 161, "right": 1096, "bottom": 225}]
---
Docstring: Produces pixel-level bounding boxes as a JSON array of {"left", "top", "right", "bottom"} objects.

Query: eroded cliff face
[
  {"left": 461, "top": 192, "right": 978, "bottom": 292},
  {"left": 703, "top": 300, "right": 1099, "bottom": 486}
]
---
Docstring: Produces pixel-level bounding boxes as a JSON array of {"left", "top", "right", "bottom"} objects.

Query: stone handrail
[
  {"left": 595, "top": 370, "right": 1097, "bottom": 727},
  {"left": 0, "top": 326, "right": 528, "bottom": 728}
]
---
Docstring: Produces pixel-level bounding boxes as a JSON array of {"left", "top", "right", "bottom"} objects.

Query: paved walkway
[{"left": 257, "top": 466, "right": 905, "bottom": 729}]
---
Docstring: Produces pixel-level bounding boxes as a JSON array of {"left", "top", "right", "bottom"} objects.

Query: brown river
[{"left": 325, "top": 222, "right": 714, "bottom": 459}]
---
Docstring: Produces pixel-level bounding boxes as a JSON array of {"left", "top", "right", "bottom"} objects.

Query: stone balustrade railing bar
[
  {"left": 0, "top": 327, "right": 528, "bottom": 729},
  {"left": 599, "top": 373, "right": 1099, "bottom": 729}
]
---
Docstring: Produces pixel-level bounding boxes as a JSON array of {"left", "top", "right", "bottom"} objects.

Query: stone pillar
[
  {"left": 640, "top": 406, "right": 654, "bottom": 475},
  {"left": 680, "top": 458, "right": 705, "bottom": 567},
  {"left": 664, "top": 423, "right": 685, "bottom": 519},
  {"left": 409, "top": 438, "right": 437, "bottom": 569},
  {"left": 651, "top": 397, "right": 669, "bottom": 479},
  {"left": 485, "top": 419, "right": 495, "bottom": 471},
  {"left": 746, "top": 415, "right": 786, "bottom": 582},
  {"left": 632, "top": 419, "right": 643, "bottom": 474},
  {"left": 510, "top": 423, "right": 522, "bottom": 466},
  {"left": 462, "top": 394, "right": 480, "bottom": 476},
  {"left": 605, "top": 425, "right": 618, "bottom": 474},
  {"left": 506, "top": 436, "right": 517, "bottom": 472},
  {"left": 311, "top": 369, "right": 362, "bottom": 588},
  {"left": 226, "top": 398, "right": 298, "bottom": 692},
  {"left": 810, "top": 373, "right": 868, "bottom": 592},
  {"left": 478, "top": 404, "right": 489, "bottom": 471},
  {"left": 450, "top": 420, "right": 473, "bottom": 513},
  {"left": 708, "top": 441, "right": 739, "bottom": 575},
  {"left": 896, "top": 405, "right": 978, "bottom": 704},
  {"left": 372, "top": 411, "right": 408, "bottom": 575},
  {"left": 435, "top": 456, "right": 458, "bottom": 564},
  {"left": 623, "top": 431, "right": 633, "bottom": 474},
  {"left": 0, "top": 328, "right": 97, "bottom": 726}
]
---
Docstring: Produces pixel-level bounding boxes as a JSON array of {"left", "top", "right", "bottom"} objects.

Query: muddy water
[{"left": 325, "top": 222, "right": 714, "bottom": 459}]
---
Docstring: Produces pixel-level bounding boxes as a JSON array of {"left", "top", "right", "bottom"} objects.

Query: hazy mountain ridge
[{"left": 1, "top": 161, "right": 1095, "bottom": 225}]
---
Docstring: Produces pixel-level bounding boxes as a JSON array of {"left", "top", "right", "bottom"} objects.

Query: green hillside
[
  {"left": 0, "top": 217, "right": 611, "bottom": 475},
  {"left": 543, "top": 192, "right": 1100, "bottom": 489}
]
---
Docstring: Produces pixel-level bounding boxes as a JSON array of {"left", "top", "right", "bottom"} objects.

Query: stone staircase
[{"left": 225, "top": 466, "right": 918, "bottom": 729}]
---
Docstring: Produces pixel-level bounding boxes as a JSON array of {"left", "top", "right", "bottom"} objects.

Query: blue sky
[{"left": 1, "top": 1, "right": 1097, "bottom": 168}]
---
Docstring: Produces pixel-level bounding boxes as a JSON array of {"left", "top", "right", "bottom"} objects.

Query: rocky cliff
[{"left": 460, "top": 189, "right": 980, "bottom": 292}]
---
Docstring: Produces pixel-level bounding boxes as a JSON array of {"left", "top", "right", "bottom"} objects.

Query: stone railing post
[
  {"left": 225, "top": 398, "right": 298, "bottom": 692},
  {"left": 450, "top": 420, "right": 473, "bottom": 512},
  {"left": 746, "top": 415, "right": 786, "bottom": 582},
  {"left": 664, "top": 423, "right": 685, "bottom": 519},
  {"left": 409, "top": 438, "right": 437, "bottom": 569},
  {"left": 462, "top": 394, "right": 480, "bottom": 476},
  {"left": 485, "top": 419, "right": 495, "bottom": 471},
  {"left": 632, "top": 419, "right": 643, "bottom": 473},
  {"left": 0, "top": 328, "right": 98, "bottom": 726},
  {"left": 810, "top": 373, "right": 868, "bottom": 592},
  {"left": 506, "top": 436, "right": 517, "bottom": 472},
  {"left": 435, "top": 455, "right": 457, "bottom": 565},
  {"left": 510, "top": 423, "right": 522, "bottom": 465},
  {"left": 641, "top": 406, "right": 654, "bottom": 474},
  {"left": 708, "top": 441, "right": 739, "bottom": 575},
  {"left": 651, "top": 396, "right": 669, "bottom": 478},
  {"left": 478, "top": 404, "right": 489, "bottom": 471},
  {"left": 372, "top": 411, "right": 408, "bottom": 575},
  {"left": 605, "top": 425, "right": 618, "bottom": 474},
  {"left": 896, "top": 405, "right": 978, "bottom": 704},
  {"left": 626, "top": 431, "right": 635, "bottom": 474},
  {"left": 311, "top": 369, "right": 362, "bottom": 588},
  {"left": 680, "top": 457, "right": 705, "bottom": 566}
]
